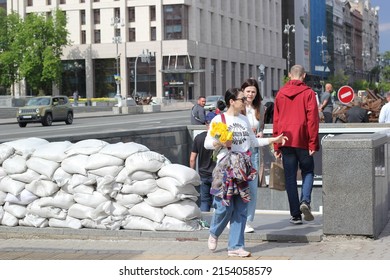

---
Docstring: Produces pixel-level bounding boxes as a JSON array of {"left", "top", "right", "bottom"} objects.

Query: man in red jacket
[{"left": 273, "top": 65, "right": 320, "bottom": 224}]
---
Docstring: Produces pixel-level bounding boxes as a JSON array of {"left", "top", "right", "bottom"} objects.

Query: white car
[{"left": 204, "top": 95, "right": 224, "bottom": 111}]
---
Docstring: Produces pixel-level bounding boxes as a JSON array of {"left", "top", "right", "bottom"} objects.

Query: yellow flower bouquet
[{"left": 210, "top": 122, "right": 233, "bottom": 161}]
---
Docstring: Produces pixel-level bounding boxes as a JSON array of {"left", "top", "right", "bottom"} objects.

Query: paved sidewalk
[{"left": 0, "top": 210, "right": 389, "bottom": 260}]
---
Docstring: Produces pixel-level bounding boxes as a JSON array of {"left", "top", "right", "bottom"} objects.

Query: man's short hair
[{"left": 290, "top": 65, "right": 305, "bottom": 79}]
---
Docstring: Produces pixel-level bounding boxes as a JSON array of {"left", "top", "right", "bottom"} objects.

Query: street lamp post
[
  {"left": 258, "top": 64, "right": 265, "bottom": 98},
  {"left": 134, "top": 49, "right": 155, "bottom": 99},
  {"left": 316, "top": 32, "right": 328, "bottom": 91},
  {"left": 339, "top": 42, "right": 350, "bottom": 73},
  {"left": 283, "top": 19, "right": 295, "bottom": 73},
  {"left": 111, "top": 17, "right": 124, "bottom": 107}
]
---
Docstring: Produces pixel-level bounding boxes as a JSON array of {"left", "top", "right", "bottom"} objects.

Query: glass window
[
  {"left": 163, "top": 5, "right": 188, "bottom": 40},
  {"left": 80, "top": 0, "right": 85, "bottom": 3},
  {"left": 129, "top": 28, "right": 135, "bottom": 42},
  {"left": 27, "top": 0, "right": 33, "bottom": 6},
  {"left": 128, "top": 7, "right": 135, "bottom": 22},
  {"left": 114, "top": 8, "right": 120, "bottom": 18},
  {"left": 94, "top": 30, "right": 101, "bottom": 43},
  {"left": 81, "top": 31, "right": 86, "bottom": 44},
  {"left": 150, "top": 6, "right": 156, "bottom": 21},
  {"left": 60, "top": 0, "right": 66, "bottom": 4},
  {"left": 94, "top": 10, "right": 100, "bottom": 25},
  {"left": 151, "top": 27, "right": 156, "bottom": 41},
  {"left": 81, "top": 10, "right": 86, "bottom": 25},
  {"left": 47, "top": 0, "right": 51, "bottom": 5},
  {"left": 93, "top": 0, "right": 99, "bottom": 2}
]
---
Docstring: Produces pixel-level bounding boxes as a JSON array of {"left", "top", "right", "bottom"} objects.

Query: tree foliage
[{"left": 0, "top": 9, "right": 69, "bottom": 95}]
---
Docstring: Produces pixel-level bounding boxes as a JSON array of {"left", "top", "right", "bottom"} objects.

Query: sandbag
[
  {"left": 4, "top": 189, "right": 38, "bottom": 205},
  {"left": 73, "top": 191, "right": 110, "bottom": 208},
  {"left": 156, "top": 216, "right": 201, "bottom": 232},
  {"left": 144, "top": 188, "right": 180, "bottom": 207},
  {"left": 158, "top": 164, "right": 201, "bottom": 186},
  {"left": 25, "top": 179, "right": 60, "bottom": 197},
  {"left": 3, "top": 138, "right": 48, "bottom": 157},
  {"left": 2, "top": 155, "right": 27, "bottom": 174},
  {"left": 4, "top": 202, "right": 27, "bottom": 218},
  {"left": 121, "top": 179, "right": 158, "bottom": 196},
  {"left": 37, "top": 190, "right": 75, "bottom": 209},
  {"left": 99, "top": 142, "right": 149, "bottom": 159},
  {"left": 32, "top": 141, "right": 72, "bottom": 162},
  {"left": 0, "top": 176, "right": 25, "bottom": 196},
  {"left": 125, "top": 151, "right": 169, "bottom": 174},
  {"left": 115, "top": 193, "right": 143, "bottom": 208},
  {"left": 65, "top": 139, "right": 107, "bottom": 156},
  {"left": 129, "top": 202, "right": 165, "bottom": 223},
  {"left": 121, "top": 216, "right": 158, "bottom": 231},
  {"left": 19, "top": 213, "right": 48, "bottom": 228},
  {"left": 49, "top": 216, "right": 82, "bottom": 229},
  {"left": 61, "top": 154, "right": 89, "bottom": 175},
  {"left": 9, "top": 169, "right": 42, "bottom": 184},
  {"left": 26, "top": 157, "right": 60, "bottom": 179},
  {"left": 85, "top": 153, "right": 124, "bottom": 170},
  {"left": 156, "top": 177, "right": 200, "bottom": 196},
  {"left": 0, "top": 144, "right": 15, "bottom": 165},
  {"left": 163, "top": 200, "right": 202, "bottom": 221}
]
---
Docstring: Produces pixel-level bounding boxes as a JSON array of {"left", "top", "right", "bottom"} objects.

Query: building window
[
  {"left": 93, "top": 0, "right": 100, "bottom": 2},
  {"left": 115, "top": 29, "right": 120, "bottom": 37},
  {"left": 80, "top": 0, "right": 85, "bottom": 3},
  {"left": 128, "top": 7, "right": 135, "bottom": 22},
  {"left": 163, "top": 5, "right": 188, "bottom": 40},
  {"left": 80, "top": 10, "right": 86, "bottom": 25},
  {"left": 129, "top": 28, "right": 135, "bottom": 42},
  {"left": 94, "top": 10, "right": 100, "bottom": 25},
  {"left": 60, "top": 0, "right": 66, "bottom": 4},
  {"left": 47, "top": 0, "right": 51, "bottom": 5},
  {"left": 94, "top": 30, "right": 101, "bottom": 43},
  {"left": 81, "top": 31, "right": 86, "bottom": 44},
  {"left": 150, "top": 6, "right": 156, "bottom": 21},
  {"left": 151, "top": 27, "right": 156, "bottom": 41},
  {"left": 114, "top": 8, "right": 120, "bottom": 18},
  {"left": 27, "top": 0, "right": 33, "bottom": 6}
]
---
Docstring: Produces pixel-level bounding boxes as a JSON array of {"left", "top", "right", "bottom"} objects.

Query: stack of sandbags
[{"left": 0, "top": 137, "right": 202, "bottom": 231}]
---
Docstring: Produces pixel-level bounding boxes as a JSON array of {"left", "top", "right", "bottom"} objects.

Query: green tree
[
  {"left": 9, "top": 9, "right": 69, "bottom": 95},
  {"left": 0, "top": 9, "right": 21, "bottom": 93}
]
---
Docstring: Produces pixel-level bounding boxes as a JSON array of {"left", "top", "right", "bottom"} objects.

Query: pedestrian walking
[
  {"left": 273, "top": 65, "right": 320, "bottom": 224},
  {"left": 191, "top": 96, "right": 206, "bottom": 125}
]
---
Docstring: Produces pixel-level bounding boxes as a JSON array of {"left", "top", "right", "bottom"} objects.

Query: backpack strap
[{"left": 221, "top": 113, "right": 226, "bottom": 124}]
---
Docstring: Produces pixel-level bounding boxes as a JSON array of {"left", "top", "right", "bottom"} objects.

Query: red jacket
[{"left": 273, "top": 80, "right": 319, "bottom": 152}]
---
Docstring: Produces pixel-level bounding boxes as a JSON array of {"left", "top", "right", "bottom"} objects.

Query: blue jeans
[
  {"left": 209, "top": 196, "right": 247, "bottom": 250},
  {"left": 200, "top": 177, "right": 213, "bottom": 212},
  {"left": 280, "top": 147, "right": 314, "bottom": 217},
  {"left": 247, "top": 148, "right": 259, "bottom": 222}
]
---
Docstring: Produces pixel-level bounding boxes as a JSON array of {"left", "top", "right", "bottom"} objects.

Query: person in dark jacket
[
  {"left": 346, "top": 99, "right": 369, "bottom": 123},
  {"left": 273, "top": 65, "right": 320, "bottom": 225}
]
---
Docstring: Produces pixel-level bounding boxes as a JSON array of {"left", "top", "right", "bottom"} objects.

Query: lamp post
[
  {"left": 339, "top": 43, "right": 350, "bottom": 73},
  {"left": 316, "top": 32, "right": 328, "bottom": 91},
  {"left": 111, "top": 17, "right": 124, "bottom": 107},
  {"left": 134, "top": 49, "right": 155, "bottom": 99},
  {"left": 258, "top": 64, "right": 265, "bottom": 99},
  {"left": 283, "top": 19, "right": 295, "bottom": 73}
]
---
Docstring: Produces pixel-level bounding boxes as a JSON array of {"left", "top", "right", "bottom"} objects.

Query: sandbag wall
[{"left": 0, "top": 138, "right": 202, "bottom": 231}]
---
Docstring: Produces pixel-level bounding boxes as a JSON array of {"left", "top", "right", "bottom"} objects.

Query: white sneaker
[{"left": 244, "top": 224, "right": 254, "bottom": 233}]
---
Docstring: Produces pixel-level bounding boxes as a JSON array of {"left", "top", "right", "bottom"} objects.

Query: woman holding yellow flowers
[{"left": 204, "top": 87, "right": 287, "bottom": 257}]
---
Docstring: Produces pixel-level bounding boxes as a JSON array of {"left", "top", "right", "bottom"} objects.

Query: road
[{"left": 0, "top": 110, "right": 191, "bottom": 142}]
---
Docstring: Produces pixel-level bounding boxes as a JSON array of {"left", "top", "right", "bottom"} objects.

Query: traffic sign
[{"left": 337, "top": 85, "right": 354, "bottom": 105}]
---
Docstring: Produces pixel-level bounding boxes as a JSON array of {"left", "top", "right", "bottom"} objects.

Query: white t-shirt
[{"left": 204, "top": 113, "right": 269, "bottom": 161}]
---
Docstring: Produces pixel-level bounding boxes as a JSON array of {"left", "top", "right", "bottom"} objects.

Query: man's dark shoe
[
  {"left": 300, "top": 202, "right": 314, "bottom": 221},
  {"left": 289, "top": 216, "right": 303, "bottom": 224}
]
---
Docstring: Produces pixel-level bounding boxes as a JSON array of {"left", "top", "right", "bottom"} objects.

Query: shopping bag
[{"left": 269, "top": 158, "right": 285, "bottom": 191}]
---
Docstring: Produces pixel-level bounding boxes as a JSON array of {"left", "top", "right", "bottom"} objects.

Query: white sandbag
[
  {"left": 67, "top": 203, "right": 95, "bottom": 220},
  {"left": 96, "top": 176, "right": 122, "bottom": 198},
  {"left": 115, "top": 167, "right": 130, "bottom": 184},
  {"left": 52, "top": 167, "right": 72, "bottom": 187},
  {"left": 4, "top": 202, "right": 27, "bottom": 218},
  {"left": 0, "top": 206, "right": 3, "bottom": 220},
  {"left": 0, "top": 176, "right": 26, "bottom": 196},
  {"left": 0, "top": 190, "right": 6, "bottom": 205},
  {"left": 121, "top": 179, "right": 158, "bottom": 196},
  {"left": 90, "top": 201, "right": 128, "bottom": 220},
  {"left": 63, "top": 184, "right": 95, "bottom": 195},
  {"left": 49, "top": 216, "right": 82, "bottom": 229},
  {"left": 99, "top": 142, "right": 149, "bottom": 159},
  {"left": 9, "top": 169, "right": 42, "bottom": 184},
  {"left": 115, "top": 193, "right": 143, "bottom": 208},
  {"left": 144, "top": 188, "right": 180, "bottom": 207},
  {"left": 25, "top": 180, "right": 60, "bottom": 197},
  {"left": 0, "top": 167, "right": 6, "bottom": 179},
  {"left": 68, "top": 174, "right": 95, "bottom": 187},
  {"left": 32, "top": 141, "right": 72, "bottom": 162},
  {"left": 1, "top": 211, "right": 19, "bottom": 226},
  {"left": 125, "top": 151, "right": 169, "bottom": 174},
  {"left": 129, "top": 201, "right": 165, "bottom": 223},
  {"left": 3, "top": 138, "right": 48, "bottom": 157},
  {"left": 26, "top": 157, "right": 60, "bottom": 179},
  {"left": 65, "top": 139, "right": 108, "bottom": 156},
  {"left": 88, "top": 165, "right": 123, "bottom": 177},
  {"left": 81, "top": 218, "right": 108, "bottom": 229},
  {"left": 0, "top": 144, "right": 15, "bottom": 165},
  {"left": 94, "top": 216, "right": 123, "bottom": 230},
  {"left": 158, "top": 164, "right": 201, "bottom": 186},
  {"left": 121, "top": 216, "right": 159, "bottom": 231},
  {"left": 4, "top": 189, "right": 38, "bottom": 205},
  {"left": 37, "top": 190, "right": 75, "bottom": 209},
  {"left": 156, "top": 216, "right": 201, "bottom": 231},
  {"left": 73, "top": 191, "right": 110, "bottom": 208},
  {"left": 19, "top": 213, "right": 48, "bottom": 228},
  {"left": 156, "top": 177, "right": 200, "bottom": 196},
  {"left": 163, "top": 200, "right": 202, "bottom": 221},
  {"left": 85, "top": 153, "right": 124, "bottom": 170},
  {"left": 27, "top": 200, "right": 67, "bottom": 219},
  {"left": 2, "top": 155, "right": 27, "bottom": 174},
  {"left": 129, "top": 171, "right": 157, "bottom": 181},
  {"left": 61, "top": 154, "right": 89, "bottom": 175}
]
